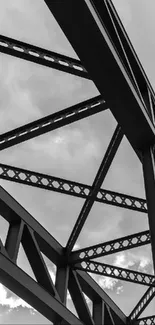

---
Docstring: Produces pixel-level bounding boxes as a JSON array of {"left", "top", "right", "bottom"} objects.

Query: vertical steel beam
[
  {"left": 55, "top": 266, "right": 69, "bottom": 305},
  {"left": 68, "top": 270, "right": 94, "bottom": 325},
  {"left": 5, "top": 220, "right": 24, "bottom": 262},
  {"left": 22, "top": 225, "right": 60, "bottom": 300},
  {"left": 142, "top": 148, "right": 155, "bottom": 271},
  {"left": 93, "top": 299, "right": 105, "bottom": 324}
]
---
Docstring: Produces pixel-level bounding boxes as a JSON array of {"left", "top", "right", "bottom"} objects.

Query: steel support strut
[
  {"left": 0, "top": 34, "right": 89, "bottom": 79},
  {"left": 0, "top": 163, "right": 147, "bottom": 213},
  {"left": 66, "top": 125, "right": 123, "bottom": 252},
  {"left": 142, "top": 148, "right": 155, "bottom": 271},
  {"left": 0, "top": 96, "right": 106, "bottom": 151},
  {"left": 75, "top": 261, "right": 155, "bottom": 287},
  {"left": 129, "top": 286, "right": 155, "bottom": 321},
  {"left": 69, "top": 230, "right": 150, "bottom": 264}
]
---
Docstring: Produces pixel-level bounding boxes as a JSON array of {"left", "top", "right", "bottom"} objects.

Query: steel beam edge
[
  {"left": 0, "top": 162, "right": 147, "bottom": 213},
  {"left": 0, "top": 34, "right": 89, "bottom": 79},
  {"left": 0, "top": 95, "right": 106, "bottom": 151},
  {"left": 0, "top": 252, "right": 83, "bottom": 325},
  {"left": 46, "top": 0, "right": 155, "bottom": 153},
  {"left": 0, "top": 185, "right": 63, "bottom": 265},
  {"left": 134, "top": 315, "right": 155, "bottom": 325},
  {"left": 69, "top": 230, "right": 150, "bottom": 264},
  {"left": 76, "top": 270, "right": 127, "bottom": 324}
]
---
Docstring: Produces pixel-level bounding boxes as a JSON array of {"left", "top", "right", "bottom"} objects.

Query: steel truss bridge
[{"left": 0, "top": 0, "right": 154, "bottom": 324}]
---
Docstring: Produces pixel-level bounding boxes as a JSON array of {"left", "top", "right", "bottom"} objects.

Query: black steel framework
[{"left": 0, "top": 0, "right": 155, "bottom": 324}]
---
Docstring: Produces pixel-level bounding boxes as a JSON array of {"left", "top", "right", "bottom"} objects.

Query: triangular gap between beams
[
  {"left": 103, "top": 135, "right": 145, "bottom": 198},
  {"left": 140, "top": 296, "right": 155, "bottom": 318},
  {"left": 17, "top": 244, "right": 36, "bottom": 281},
  {"left": 41, "top": 252, "right": 56, "bottom": 285}
]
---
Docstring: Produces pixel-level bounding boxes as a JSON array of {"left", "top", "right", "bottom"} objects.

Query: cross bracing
[{"left": 0, "top": 0, "right": 155, "bottom": 324}]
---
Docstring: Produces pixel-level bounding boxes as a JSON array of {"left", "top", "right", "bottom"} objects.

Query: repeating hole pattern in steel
[
  {"left": 77, "top": 231, "right": 150, "bottom": 261},
  {"left": 98, "top": 189, "right": 147, "bottom": 211},
  {"left": 0, "top": 166, "right": 91, "bottom": 197},
  {"left": 137, "top": 316, "right": 155, "bottom": 325},
  {"left": 0, "top": 99, "right": 104, "bottom": 146},
  {"left": 78, "top": 261, "right": 155, "bottom": 286},
  {"left": 0, "top": 165, "right": 148, "bottom": 217},
  {"left": 0, "top": 38, "right": 87, "bottom": 73},
  {"left": 130, "top": 287, "right": 155, "bottom": 321}
]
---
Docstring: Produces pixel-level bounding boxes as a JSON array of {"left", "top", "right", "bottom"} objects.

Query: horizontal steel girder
[
  {"left": 75, "top": 261, "right": 155, "bottom": 287},
  {"left": 46, "top": 0, "right": 155, "bottom": 152},
  {"left": 129, "top": 286, "right": 155, "bottom": 321},
  {"left": 0, "top": 163, "right": 147, "bottom": 213},
  {"left": 0, "top": 34, "right": 89, "bottom": 79},
  {"left": 69, "top": 230, "right": 150, "bottom": 264},
  {"left": 0, "top": 95, "right": 106, "bottom": 150}
]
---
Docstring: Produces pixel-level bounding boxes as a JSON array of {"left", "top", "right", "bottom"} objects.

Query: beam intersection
[
  {"left": 0, "top": 163, "right": 147, "bottom": 213},
  {"left": 69, "top": 230, "right": 150, "bottom": 264},
  {"left": 0, "top": 0, "right": 155, "bottom": 323}
]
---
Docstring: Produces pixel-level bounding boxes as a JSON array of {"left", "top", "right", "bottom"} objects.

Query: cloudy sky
[{"left": 0, "top": 0, "right": 154, "bottom": 323}]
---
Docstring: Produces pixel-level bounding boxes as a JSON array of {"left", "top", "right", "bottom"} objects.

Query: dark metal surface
[
  {"left": 46, "top": 0, "right": 155, "bottom": 152},
  {"left": 75, "top": 261, "right": 155, "bottom": 287},
  {"left": 0, "top": 163, "right": 147, "bottom": 213},
  {"left": 77, "top": 270, "right": 126, "bottom": 324},
  {"left": 0, "top": 0, "right": 155, "bottom": 323},
  {"left": 0, "top": 34, "right": 89, "bottom": 79},
  {"left": 0, "top": 253, "right": 83, "bottom": 325},
  {"left": 69, "top": 230, "right": 150, "bottom": 264},
  {"left": 68, "top": 270, "right": 94, "bottom": 325},
  {"left": 142, "top": 149, "right": 155, "bottom": 271}
]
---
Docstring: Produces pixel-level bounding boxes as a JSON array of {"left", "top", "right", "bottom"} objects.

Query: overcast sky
[{"left": 0, "top": 0, "right": 154, "bottom": 323}]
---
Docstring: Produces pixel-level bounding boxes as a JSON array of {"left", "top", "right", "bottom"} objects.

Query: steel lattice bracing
[{"left": 0, "top": 0, "right": 155, "bottom": 324}]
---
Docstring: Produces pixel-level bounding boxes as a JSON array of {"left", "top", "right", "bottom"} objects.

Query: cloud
[
  {"left": 114, "top": 253, "right": 134, "bottom": 269},
  {"left": 139, "top": 256, "right": 150, "bottom": 269},
  {"left": 114, "top": 252, "right": 151, "bottom": 272},
  {"left": 0, "top": 284, "right": 34, "bottom": 310},
  {"left": 30, "top": 127, "right": 101, "bottom": 169},
  {"left": 98, "top": 277, "right": 118, "bottom": 290},
  {"left": 116, "top": 286, "right": 123, "bottom": 295}
]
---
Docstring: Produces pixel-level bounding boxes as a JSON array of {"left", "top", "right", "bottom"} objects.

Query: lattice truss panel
[{"left": 0, "top": 0, "right": 155, "bottom": 324}]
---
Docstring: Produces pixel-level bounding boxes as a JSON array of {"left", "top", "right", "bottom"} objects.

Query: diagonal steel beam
[
  {"left": 0, "top": 185, "right": 63, "bottom": 265},
  {"left": 129, "top": 286, "right": 155, "bottom": 321},
  {"left": 69, "top": 230, "right": 150, "bottom": 264},
  {"left": 0, "top": 252, "right": 83, "bottom": 324},
  {"left": 68, "top": 269, "right": 95, "bottom": 325},
  {"left": 0, "top": 163, "right": 147, "bottom": 213},
  {"left": 66, "top": 125, "right": 123, "bottom": 252},
  {"left": 93, "top": 0, "right": 155, "bottom": 119},
  {"left": 142, "top": 149, "right": 155, "bottom": 271},
  {"left": 76, "top": 270, "right": 126, "bottom": 324},
  {"left": 75, "top": 261, "right": 155, "bottom": 287},
  {"left": 134, "top": 315, "right": 155, "bottom": 325},
  {"left": 0, "top": 95, "right": 106, "bottom": 151},
  {"left": 47, "top": 0, "right": 155, "bottom": 153},
  {"left": 0, "top": 34, "right": 89, "bottom": 79}
]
